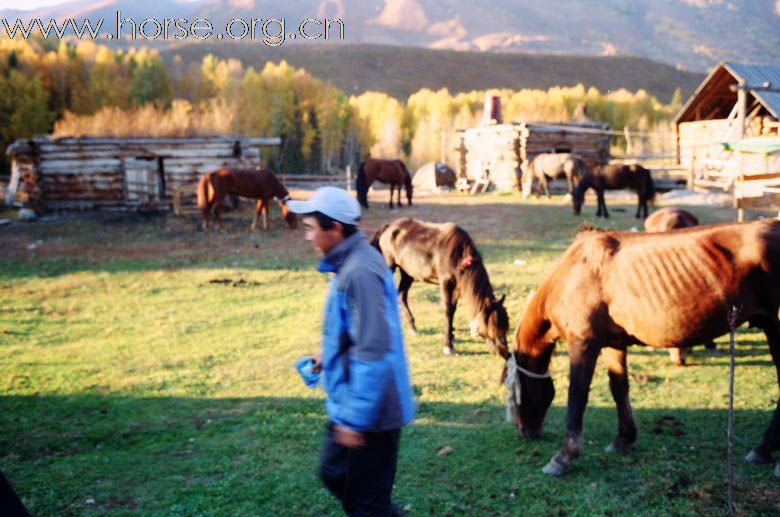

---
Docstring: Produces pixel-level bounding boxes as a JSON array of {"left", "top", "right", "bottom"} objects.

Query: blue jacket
[{"left": 318, "top": 231, "right": 415, "bottom": 432}]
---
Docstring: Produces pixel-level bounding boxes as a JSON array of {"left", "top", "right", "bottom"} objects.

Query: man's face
[{"left": 302, "top": 216, "right": 343, "bottom": 255}]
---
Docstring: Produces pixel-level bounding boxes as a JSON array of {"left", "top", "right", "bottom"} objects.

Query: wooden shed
[
  {"left": 5, "top": 135, "right": 280, "bottom": 211},
  {"left": 675, "top": 62, "right": 780, "bottom": 192},
  {"left": 456, "top": 120, "right": 612, "bottom": 192}
]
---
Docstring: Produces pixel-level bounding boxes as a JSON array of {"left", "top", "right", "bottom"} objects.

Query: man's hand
[
  {"left": 333, "top": 425, "right": 366, "bottom": 448},
  {"left": 311, "top": 352, "right": 322, "bottom": 373}
]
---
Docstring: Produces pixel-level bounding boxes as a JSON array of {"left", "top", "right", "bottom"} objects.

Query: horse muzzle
[{"left": 521, "top": 426, "right": 541, "bottom": 440}]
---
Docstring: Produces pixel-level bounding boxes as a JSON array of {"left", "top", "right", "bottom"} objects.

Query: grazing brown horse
[
  {"left": 644, "top": 207, "right": 711, "bottom": 366},
  {"left": 372, "top": 218, "right": 509, "bottom": 357},
  {"left": 506, "top": 220, "right": 780, "bottom": 477},
  {"left": 521, "top": 153, "right": 588, "bottom": 198},
  {"left": 644, "top": 207, "right": 699, "bottom": 232},
  {"left": 197, "top": 167, "right": 297, "bottom": 231},
  {"left": 356, "top": 158, "right": 413, "bottom": 209},
  {"left": 572, "top": 163, "right": 655, "bottom": 218}
]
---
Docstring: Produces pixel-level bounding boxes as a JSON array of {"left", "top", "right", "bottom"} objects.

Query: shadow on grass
[{"left": 1, "top": 394, "right": 779, "bottom": 515}]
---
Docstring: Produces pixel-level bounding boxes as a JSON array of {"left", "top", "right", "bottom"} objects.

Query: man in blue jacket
[{"left": 288, "top": 187, "right": 416, "bottom": 516}]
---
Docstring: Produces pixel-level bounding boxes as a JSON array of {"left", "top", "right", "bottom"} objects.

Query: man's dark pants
[{"left": 318, "top": 422, "right": 401, "bottom": 516}]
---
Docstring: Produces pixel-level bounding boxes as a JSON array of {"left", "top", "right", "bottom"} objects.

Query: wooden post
[
  {"left": 173, "top": 189, "right": 182, "bottom": 216},
  {"left": 6, "top": 161, "right": 20, "bottom": 205},
  {"left": 735, "top": 80, "right": 747, "bottom": 221},
  {"left": 346, "top": 165, "right": 352, "bottom": 192},
  {"left": 624, "top": 126, "right": 633, "bottom": 157}
]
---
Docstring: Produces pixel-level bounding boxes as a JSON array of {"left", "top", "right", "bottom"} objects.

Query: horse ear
[{"left": 498, "top": 294, "right": 506, "bottom": 305}]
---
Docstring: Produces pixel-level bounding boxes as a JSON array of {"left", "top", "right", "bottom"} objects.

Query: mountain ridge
[{"left": 2, "top": 0, "right": 779, "bottom": 71}]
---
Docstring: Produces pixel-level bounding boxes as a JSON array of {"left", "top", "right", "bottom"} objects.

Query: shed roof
[{"left": 675, "top": 62, "right": 780, "bottom": 123}]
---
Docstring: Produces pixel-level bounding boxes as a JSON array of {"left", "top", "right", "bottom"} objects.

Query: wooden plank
[{"left": 35, "top": 136, "right": 280, "bottom": 146}]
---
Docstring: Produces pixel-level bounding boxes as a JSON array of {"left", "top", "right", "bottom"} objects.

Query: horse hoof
[
  {"left": 542, "top": 457, "right": 569, "bottom": 477},
  {"left": 442, "top": 346, "right": 455, "bottom": 356},
  {"left": 745, "top": 448, "right": 773, "bottom": 465},
  {"left": 605, "top": 442, "right": 631, "bottom": 454}
]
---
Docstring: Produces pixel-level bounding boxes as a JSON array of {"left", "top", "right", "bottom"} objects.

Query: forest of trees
[{"left": 0, "top": 37, "right": 683, "bottom": 175}]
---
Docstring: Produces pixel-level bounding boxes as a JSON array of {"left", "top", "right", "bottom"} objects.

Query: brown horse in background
[
  {"left": 506, "top": 220, "right": 780, "bottom": 477},
  {"left": 356, "top": 158, "right": 413, "bottom": 209},
  {"left": 197, "top": 167, "right": 297, "bottom": 231},
  {"left": 572, "top": 163, "right": 655, "bottom": 218},
  {"left": 372, "top": 218, "right": 508, "bottom": 357},
  {"left": 522, "top": 153, "right": 588, "bottom": 198},
  {"left": 644, "top": 207, "right": 699, "bottom": 232},
  {"left": 643, "top": 207, "right": 712, "bottom": 366}
]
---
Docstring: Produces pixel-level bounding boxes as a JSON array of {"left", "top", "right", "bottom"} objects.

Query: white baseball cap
[{"left": 287, "top": 186, "right": 361, "bottom": 225}]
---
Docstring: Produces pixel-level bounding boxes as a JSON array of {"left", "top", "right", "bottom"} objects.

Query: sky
[
  {"left": 0, "top": 0, "right": 72, "bottom": 9},
  {"left": 0, "top": 0, "right": 202, "bottom": 10}
]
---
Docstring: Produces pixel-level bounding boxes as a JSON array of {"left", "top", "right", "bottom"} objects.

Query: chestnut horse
[
  {"left": 506, "top": 220, "right": 780, "bottom": 477},
  {"left": 197, "top": 167, "right": 296, "bottom": 231},
  {"left": 356, "top": 158, "right": 413, "bottom": 209},
  {"left": 521, "top": 153, "right": 588, "bottom": 199},
  {"left": 372, "top": 218, "right": 509, "bottom": 357},
  {"left": 572, "top": 163, "right": 655, "bottom": 218},
  {"left": 644, "top": 207, "right": 712, "bottom": 366}
]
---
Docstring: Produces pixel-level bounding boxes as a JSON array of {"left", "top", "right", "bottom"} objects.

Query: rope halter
[{"left": 504, "top": 354, "right": 551, "bottom": 422}]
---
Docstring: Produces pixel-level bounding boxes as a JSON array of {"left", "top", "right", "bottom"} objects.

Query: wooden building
[
  {"left": 456, "top": 120, "right": 611, "bottom": 192},
  {"left": 5, "top": 135, "right": 280, "bottom": 211},
  {"left": 674, "top": 62, "right": 780, "bottom": 195}
]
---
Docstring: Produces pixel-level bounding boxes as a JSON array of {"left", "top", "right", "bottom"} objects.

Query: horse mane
[
  {"left": 371, "top": 223, "right": 390, "bottom": 251},
  {"left": 396, "top": 160, "right": 412, "bottom": 187},
  {"left": 575, "top": 223, "right": 609, "bottom": 236},
  {"left": 572, "top": 172, "right": 590, "bottom": 201},
  {"left": 271, "top": 171, "right": 290, "bottom": 200},
  {"left": 444, "top": 225, "right": 498, "bottom": 315}
]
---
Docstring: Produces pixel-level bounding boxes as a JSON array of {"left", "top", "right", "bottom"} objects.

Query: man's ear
[{"left": 332, "top": 221, "right": 344, "bottom": 236}]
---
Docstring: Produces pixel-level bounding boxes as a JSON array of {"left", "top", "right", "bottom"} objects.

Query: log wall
[
  {"left": 6, "top": 136, "right": 280, "bottom": 210},
  {"left": 458, "top": 122, "right": 611, "bottom": 191}
]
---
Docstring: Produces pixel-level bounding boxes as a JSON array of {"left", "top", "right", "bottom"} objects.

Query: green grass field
[{"left": 1, "top": 192, "right": 779, "bottom": 515}]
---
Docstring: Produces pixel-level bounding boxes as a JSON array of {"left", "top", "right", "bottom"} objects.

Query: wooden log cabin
[
  {"left": 455, "top": 96, "right": 612, "bottom": 192},
  {"left": 5, "top": 136, "right": 280, "bottom": 212},
  {"left": 674, "top": 62, "right": 780, "bottom": 194}
]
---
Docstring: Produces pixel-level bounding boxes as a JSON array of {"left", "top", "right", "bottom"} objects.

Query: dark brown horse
[
  {"left": 372, "top": 218, "right": 509, "bottom": 357},
  {"left": 521, "top": 153, "right": 588, "bottom": 199},
  {"left": 356, "top": 158, "right": 413, "bottom": 209},
  {"left": 506, "top": 220, "right": 780, "bottom": 477},
  {"left": 197, "top": 167, "right": 297, "bottom": 231},
  {"left": 571, "top": 163, "right": 655, "bottom": 218},
  {"left": 644, "top": 207, "right": 710, "bottom": 366}
]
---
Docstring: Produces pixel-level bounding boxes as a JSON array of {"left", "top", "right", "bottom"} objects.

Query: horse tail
[
  {"left": 644, "top": 166, "right": 656, "bottom": 202},
  {"left": 197, "top": 172, "right": 212, "bottom": 209},
  {"left": 356, "top": 161, "right": 369, "bottom": 208}
]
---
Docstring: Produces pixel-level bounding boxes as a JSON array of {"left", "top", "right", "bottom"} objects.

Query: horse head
[
  {"left": 571, "top": 177, "right": 587, "bottom": 215},
  {"left": 280, "top": 200, "right": 297, "bottom": 229},
  {"left": 472, "top": 294, "right": 510, "bottom": 358},
  {"left": 505, "top": 352, "right": 555, "bottom": 440}
]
